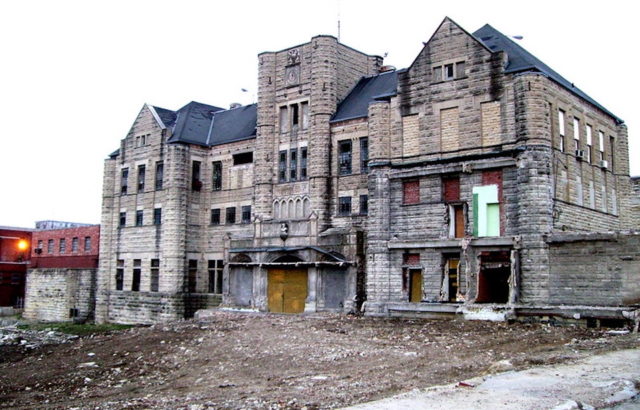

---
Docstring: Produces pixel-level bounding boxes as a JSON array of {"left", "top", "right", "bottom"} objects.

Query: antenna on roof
[{"left": 337, "top": 0, "right": 341, "bottom": 41}]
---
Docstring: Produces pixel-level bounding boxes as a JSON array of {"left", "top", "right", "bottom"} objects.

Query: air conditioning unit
[
  {"left": 599, "top": 160, "right": 609, "bottom": 169},
  {"left": 575, "top": 150, "right": 585, "bottom": 160}
]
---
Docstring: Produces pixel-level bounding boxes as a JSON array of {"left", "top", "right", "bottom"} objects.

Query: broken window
[
  {"left": 210, "top": 208, "right": 220, "bottom": 225},
  {"left": 132, "top": 259, "right": 141, "bottom": 292},
  {"left": 155, "top": 161, "right": 164, "bottom": 190},
  {"left": 153, "top": 208, "right": 162, "bottom": 225},
  {"left": 187, "top": 259, "right": 197, "bottom": 293},
  {"left": 403, "top": 180, "right": 420, "bottom": 205},
  {"left": 233, "top": 152, "right": 253, "bottom": 165},
  {"left": 444, "top": 63, "right": 455, "bottom": 80},
  {"left": 150, "top": 259, "right": 160, "bottom": 292},
  {"left": 208, "top": 260, "right": 223, "bottom": 294},
  {"left": 338, "top": 140, "right": 352, "bottom": 175},
  {"left": 226, "top": 207, "right": 236, "bottom": 224},
  {"left": 121, "top": 168, "right": 129, "bottom": 194},
  {"left": 300, "top": 147, "right": 308, "bottom": 180},
  {"left": 212, "top": 161, "right": 222, "bottom": 191},
  {"left": 241, "top": 205, "right": 251, "bottom": 224},
  {"left": 137, "top": 165, "right": 145, "bottom": 192},
  {"left": 289, "top": 148, "right": 297, "bottom": 181},
  {"left": 119, "top": 212, "right": 126, "bottom": 228},
  {"left": 360, "top": 137, "right": 369, "bottom": 174},
  {"left": 279, "top": 150, "right": 287, "bottom": 182},
  {"left": 135, "top": 210, "right": 143, "bottom": 226},
  {"left": 359, "top": 194, "right": 368, "bottom": 215},
  {"left": 191, "top": 161, "right": 202, "bottom": 191},
  {"left": 115, "top": 260, "right": 124, "bottom": 291},
  {"left": 338, "top": 196, "right": 352, "bottom": 216}
]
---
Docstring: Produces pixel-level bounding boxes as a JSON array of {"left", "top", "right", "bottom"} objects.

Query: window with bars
[
  {"left": 47, "top": 239, "right": 54, "bottom": 254},
  {"left": 300, "top": 147, "right": 308, "bottom": 180},
  {"left": 84, "top": 236, "right": 91, "bottom": 252},
  {"left": 121, "top": 168, "right": 129, "bottom": 194},
  {"left": 135, "top": 210, "right": 144, "bottom": 226},
  {"left": 339, "top": 196, "right": 352, "bottom": 216},
  {"left": 279, "top": 150, "right": 287, "bottom": 182},
  {"left": 59, "top": 238, "right": 66, "bottom": 254},
  {"left": 137, "top": 165, "right": 145, "bottom": 192},
  {"left": 360, "top": 137, "right": 369, "bottom": 174},
  {"left": 210, "top": 208, "right": 220, "bottom": 225},
  {"left": 153, "top": 208, "right": 162, "bottom": 225},
  {"left": 116, "top": 260, "right": 124, "bottom": 290},
  {"left": 212, "top": 161, "right": 222, "bottom": 191},
  {"left": 187, "top": 259, "right": 197, "bottom": 293},
  {"left": 339, "top": 140, "right": 352, "bottom": 175},
  {"left": 241, "top": 205, "right": 251, "bottom": 224},
  {"left": 71, "top": 237, "right": 78, "bottom": 253},
  {"left": 226, "top": 207, "right": 236, "bottom": 224},
  {"left": 150, "top": 259, "right": 160, "bottom": 292},
  {"left": 191, "top": 161, "right": 202, "bottom": 191},
  {"left": 119, "top": 212, "right": 126, "bottom": 227},
  {"left": 359, "top": 195, "right": 368, "bottom": 215},
  {"left": 290, "top": 148, "right": 297, "bottom": 181},
  {"left": 155, "top": 161, "right": 164, "bottom": 190}
]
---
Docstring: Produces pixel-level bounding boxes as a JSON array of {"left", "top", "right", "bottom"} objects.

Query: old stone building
[{"left": 98, "top": 18, "right": 639, "bottom": 325}]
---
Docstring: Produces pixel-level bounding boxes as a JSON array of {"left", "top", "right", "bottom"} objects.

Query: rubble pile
[{"left": 0, "top": 326, "right": 78, "bottom": 350}]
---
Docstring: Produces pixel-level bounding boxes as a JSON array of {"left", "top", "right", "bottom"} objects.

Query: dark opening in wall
[
  {"left": 476, "top": 251, "right": 510, "bottom": 303},
  {"left": 233, "top": 152, "right": 253, "bottom": 165}
]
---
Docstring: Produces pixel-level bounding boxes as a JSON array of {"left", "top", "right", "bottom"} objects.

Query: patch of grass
[{"left": 17, "top": 322, "right": 133, "bottom": 336}]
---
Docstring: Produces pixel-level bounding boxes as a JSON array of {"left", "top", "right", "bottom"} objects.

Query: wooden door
[
  {"left": 268, "top": 269, "right": 308, "bottom": 313},
  {"left": 454, "top": 205, "right": 465, "bottom": 238},
  {"left": 409, "top": 269, "right": 422, "bottom": 303}
]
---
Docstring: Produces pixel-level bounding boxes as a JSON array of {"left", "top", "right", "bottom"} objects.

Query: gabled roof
[
  {"left": 165, "top": 101, "right": 257, "bottom": 147},
  {"left": 151, "top": 105, "right": 177, "bottom": 128},
  {"left": 331, "top": 70, "right": 399, "bottom": 122},
  {"left": 473, "top": 24, "right": 623, "bottom": 124}
]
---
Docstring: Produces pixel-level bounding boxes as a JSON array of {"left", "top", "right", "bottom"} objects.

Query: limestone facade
[{"left": 97, "top": 18, "right": 638, "bottom": 324}]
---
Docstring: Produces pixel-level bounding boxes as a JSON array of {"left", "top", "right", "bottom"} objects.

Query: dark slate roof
[
  {"left": 166, "top": 101, "right": 257, "bottom": 147},
  {"left": 331, "top": 70, "right": 398, "bottom": 122},
  {"left": 473, "top": 24, "right": 623, "bottom": 124},
  {"left": 109, "top": 149, "right": 120, "bottom": 158},
  {"left": 152, "top": 105, "right": 177, "bottom": 128}
]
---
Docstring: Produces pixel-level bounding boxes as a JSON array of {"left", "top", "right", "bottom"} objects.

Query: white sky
[{"left": 1, "top": 0, "right": 638, "bottom": 228}]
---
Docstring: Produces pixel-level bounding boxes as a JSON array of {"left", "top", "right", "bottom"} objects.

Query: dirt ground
[{"left": 1, "top": 311, "right": 638, "bottom": 409}]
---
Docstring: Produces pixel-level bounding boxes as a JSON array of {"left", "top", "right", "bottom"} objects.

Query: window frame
[
  {"left": 338, "top": 196, "right": 352, "bottom": 216},
  {"left": 338, "top": 140, "right": 352, "bottom": 175}
]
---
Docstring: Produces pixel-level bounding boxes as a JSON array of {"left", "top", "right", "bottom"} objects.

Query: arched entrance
[{"left": 267, "top": 255, "right": 308, "bottom": 313}]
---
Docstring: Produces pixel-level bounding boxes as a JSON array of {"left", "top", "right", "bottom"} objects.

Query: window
[
  {"left": 444, "top": 63, "right": 455, "bottom": 80},
  {"left": 586, "top": 125, "right": 593, "bottom": 163},
  {"left": 279, "top": 106, "right": 288, "bottom": 133},
  {"left": 119, "top": 212, "right": 126, "bottom": 227},
  {"left": 132, "top": 259, "right": 141, "bottom": 291},
  {"left": 598, "top": 131, "right": 605, "bottom": 162},
  {"left": 135, "top": 210, "right": 144, "bottom": 226},
  {"left": 300, "top": 147, "right": 308, "bottom": 180},
  {"left": 573, "top": 118, "right": 580, "bottom": 151},
  {"left": 301, "top": 102, "right": 309, "bottom": 130},
  {"left": 121, "top": 168, "right": 129, "bottom": 194},
  {"left": 71, "top": 237, "right": 78, "bottom": 253},
  {"left": 433, "top": 66, "right": 442, "bottom": 82},
  {"left": 155, "top": 161, "right": 164, "bottom": 190},
  {"left": 59, "top": 238, "right": 66, "bottom": 254},
  {"left": 150, "top": 259, "right": 160, "bottom": 292},
  {"left": 359, "top": 195, "right": 368, "bottom": 215},
  {"left": 472, "top": 184, "right": 500, "bottom": 237},
  {"left": 338, "top": 140, "right": 352, "bottom": 175},
  {"left": 279, "top": 150, "right": 287, "bottom": 182},
  {"left": 153, "top": 208, "right": 162, "bottom": 225},
  {"left": 208, "top": 260, "right": 223, "bottom": 294},
  {"left": 84, "top": 236, "right": 91, "bottom": 252},
  {"left": 450, "top": 204, "right": 465, "bottom": 238},
  {"left": 137, "top": 165, "right": 145, "bottom": 192},
  {"left": 226, "top": 207, "right": 236, "bottom": 224},
  {"left": 233, "top": 152, "right": 253, "bottom": 165},
  {"left": 576, "top": 174, "right": 583, "bottom": 206},
  {"left": 442, "top": 176, "right": 460, "bottom": 202},
  {"left": 291, "top": 104, "right": 299, "bottom": 130},
  {"left": 187, "top": 259, "right": 197, "bottom": 293},
  {"left": 360, "top": 137, "right": 369, "bottom": 174},
  {"left": 47, "top": 239, "right": 54, "bottom": 254},
  {"left": 558, "top": 110, "right": 565, "bottom": 152},
  {"left": 610, "top": 136, "right": 615, "bottom": 171},
  {"left": 210, "top": 208, "right": 221, "bottom": 225},
  {"left": 338, "top": 196, "right": 352, "bottom": 216},
  {"left": 290, "top": 149, "right": 297, "bottom": 181},
  {"left": 241, "top": 205, "right": 251, "bottom": 224},
  {"left": 37, "top": 240, "right": 43, "bottom": 250},
  {"left": 403, "top": 180, "right": 420, "bottom": 205},
  {"left": 455, "top": 61, "right": 465, "bottom": 78},
  {"left": 192, "top": 161, "right": 202, "bottom": 191},
  {"left": 116, "top": 260, "right": 124, "bottom": 291},
  {"left": 212, "top": 161, "right": 222, "bottom": 191}
]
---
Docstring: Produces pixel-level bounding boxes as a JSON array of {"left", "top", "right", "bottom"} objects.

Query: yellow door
[
  {"left": 268, "top": 269, "right": 308, "bottom": 313},
  {"left": 409, "top": 269, "right": 422, "bottom": 303}
]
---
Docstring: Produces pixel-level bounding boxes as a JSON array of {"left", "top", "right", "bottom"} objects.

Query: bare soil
[{"left": 1, "top": 311, "right": 638, "bottom": 409}]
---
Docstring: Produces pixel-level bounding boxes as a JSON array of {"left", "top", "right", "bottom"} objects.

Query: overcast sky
[{"left": 1, "top": 0, "right": 637, "bottom": 228}]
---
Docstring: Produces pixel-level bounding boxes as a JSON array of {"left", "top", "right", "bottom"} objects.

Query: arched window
[
  {"left": 295, "top": 198, "right": 303, "bottom": 218},
  {"left": 273, "top": 201, "right": 280, "bottom": 219},
  {"left": 303, "top": 197, "right": 310, "bottom": 217}
]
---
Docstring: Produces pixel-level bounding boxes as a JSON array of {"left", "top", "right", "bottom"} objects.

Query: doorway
[
  {"left": 476, "top": 251, "right": 510, "bottom": 303},
  {"left": 409, "top": 269, "right": 422, "bottom": 303},
  {"left": 268, "top": 269, "right": 308, "bottom": 313}
]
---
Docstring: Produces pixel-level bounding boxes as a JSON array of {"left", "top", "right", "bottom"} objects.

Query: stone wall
[
  {"left": 547, "top": 232, "right": 640, "bottom": 306},
  {"left": 24, "top": 268, "right": 96, "bottom": 322}
]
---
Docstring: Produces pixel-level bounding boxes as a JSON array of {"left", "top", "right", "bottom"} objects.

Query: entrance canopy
[{"left": 229, "top": 246, "right": 351, "bottom": 267}]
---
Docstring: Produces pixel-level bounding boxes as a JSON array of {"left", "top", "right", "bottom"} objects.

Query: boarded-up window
[
  {"left": 576, "top": 174, "right": 583, "bottom": 206},
  {"left": 279, "top": 107, "right": 288, "bottom": 133},
  {"left": 432, "top": 66, "right": 442, "bottom": 82},
  {"left": 301, "top": 102, "right": 309, "bottom": 130},
  {"left": 472, "top": 184, "right": 499, "bottom": 237},
  {"left": 440, "top": 107, "right": 459, "bottom": 151},
  {"left": 402, "top": 115, "right": 420, "bottom": 157},
  {"left": 481, "top": 101, "right": 501, "bottom": 147},
  {"left": 455, "top": 61, "right": 465, "bottom": 78},
  {"left": 403, "top": 253, "right": 420, "bottom": 265},
  {"left": 442, "top": 176, "right": 460, "bottom": 202},
  {"left": 403, "top": 180, "right": 420, "bottom": 205}
]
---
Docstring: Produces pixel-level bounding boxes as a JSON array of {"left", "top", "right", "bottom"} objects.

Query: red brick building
[
  {"left": 0, "top": 226, "right": 32, "bottom": 308},
  {"left": 30, "top": 225, "right": 100, "bottom": 269}
]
